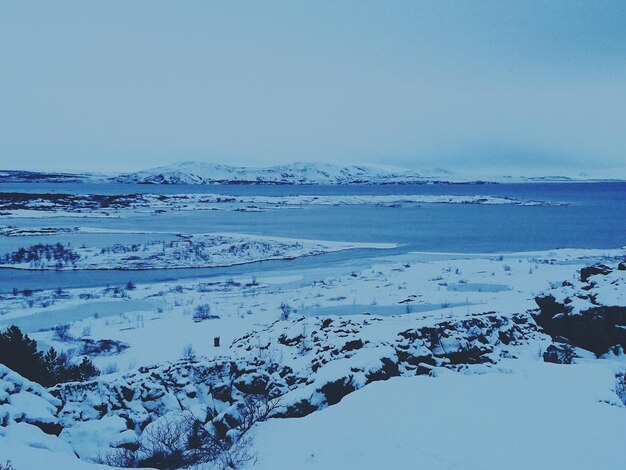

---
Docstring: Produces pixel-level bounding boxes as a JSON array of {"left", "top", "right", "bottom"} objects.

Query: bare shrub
[
  {"left": 182, "top": 344, "right": 196, "bottom": 360},
  {"left": 103, "top": 362, "right": 119, "bottom": 374},
  {"left": 279, "top": 302, "right": 293, "bottom": 321},
  {"left": 99, "top": 448, "right": 140, "bottom": 468},
  {"left": 101, "top": 395, "right": 280, "bottom": 469},
  {"left": 53, "top": 323, "right": 72, "bottom": 342},
  {"left": 193, "top": 304, "right": 219, "bottom": 322}
]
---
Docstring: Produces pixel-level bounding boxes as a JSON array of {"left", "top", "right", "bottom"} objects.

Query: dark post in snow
[{"left": 214, "top": 336, "right": 220, "bottom": 347}]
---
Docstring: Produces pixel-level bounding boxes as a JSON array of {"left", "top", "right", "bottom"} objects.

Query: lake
[{"left": 0, "top": 182, "right": 624, "bottom": 292}]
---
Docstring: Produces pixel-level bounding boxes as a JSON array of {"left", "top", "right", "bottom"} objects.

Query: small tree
[
  {"left": 0, "top": 325, "right": 99, "bottom": 387},
  {"left": 0, "top": 325, "right": 45, "bottom": 383}
]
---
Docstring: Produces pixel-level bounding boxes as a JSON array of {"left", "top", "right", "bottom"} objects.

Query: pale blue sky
[{"left": 1, "top": 1, "right": 625, "bottom": 173}]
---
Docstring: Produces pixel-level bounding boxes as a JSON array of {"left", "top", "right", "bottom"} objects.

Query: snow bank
[
  {"left": 251, "top": 362, "right": 626, "bottom": 470},
  {"left": 0, "top": 365, "right": 111, "bottom": 469}
]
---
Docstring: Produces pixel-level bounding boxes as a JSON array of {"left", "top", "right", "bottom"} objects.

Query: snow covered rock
[
  {"left": 0, "top": 365, "right": 113, "bottom": 469},
  {"left": 48, "top": 310, "right": 543, "bottom": 461},
  {"left": 232, "top": 312, "right": 544, "bottom": 417},
  {"left": 0, "top": 364, "right": 61, "bottom": 433},
  {"left": 534, "top": 262, "right": 626, "bottom": 355}
]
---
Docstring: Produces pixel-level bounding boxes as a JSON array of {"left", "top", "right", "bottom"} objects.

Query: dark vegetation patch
[{"left": 0, "top": 325, "right": 99, "bottom": 387}]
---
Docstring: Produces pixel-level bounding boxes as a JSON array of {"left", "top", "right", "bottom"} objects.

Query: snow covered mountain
[
  {"left": 3, "top": 161, "right": 626, "bottom": 185},
  {"left": 0, "top": 170, "right": 95, "bottom": 184},
  {"left": 112, "top": 161, "right": 430, "bottom": 185},
  {"left": 111, "top": 161, "right": 626, "bottom": 185}
]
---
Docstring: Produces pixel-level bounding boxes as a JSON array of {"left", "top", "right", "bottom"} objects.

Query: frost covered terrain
[
  {"left": 0, "top": 233, "right": 394, "bottom": 270},
  {"left": 0, "top": 191, "right": 559, "bottom": 220},
  {"left": 0, "top": 185, "right": 625, "bottom": 469},
  {"left": 112, "top": 161, "right": 429, "bottom": 185},
  {"left": 3, "top": 161, "right": 624, "bottom": 185},
  {"left": 110, "top": 161, "right": 626, "bottom": 184}
]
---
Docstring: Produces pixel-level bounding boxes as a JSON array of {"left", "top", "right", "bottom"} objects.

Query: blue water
[
  {"left": 1, "top": 181, "right": 624, "bottom": 205},
  {"left": 0, "top": 182, "right": 624, "bottom": 292}
]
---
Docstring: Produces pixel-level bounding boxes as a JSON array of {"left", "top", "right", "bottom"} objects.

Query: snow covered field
[
  {"left": 0, "top": 191, "right": 561, "bottom": 219},
  {"left": 0, "top": 232, "right": 395, "bottom": 270},
  {"left": 251, "top": 361, "right": 626, "bottom": 470},
  {"left": 1, "top": 244, "right": 625, "bottom": 468}
]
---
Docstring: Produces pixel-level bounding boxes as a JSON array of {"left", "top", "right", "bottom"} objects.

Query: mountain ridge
[
  {"left": 111, "top": 161, "right": 430, "bottom": 185},
  {"left": 2, "top": 161, "right": 626, "bottom": 184}
]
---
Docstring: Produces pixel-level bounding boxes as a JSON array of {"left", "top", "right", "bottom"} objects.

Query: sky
[{"left": 1, "top": 0, "right": 625, "bottom": 174}]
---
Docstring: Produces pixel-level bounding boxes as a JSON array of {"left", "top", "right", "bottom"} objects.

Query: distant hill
[
  {"left": 0, "top": 169, "right": 94, "bottom": 183},
  {"left": 111, "top": 161, "right": 431, "bottom": 185},
  {"left": 2, "top": 162, "right": 625, "bottom": 185}
]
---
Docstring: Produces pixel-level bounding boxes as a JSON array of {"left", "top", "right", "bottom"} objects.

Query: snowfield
[
  {"left": 251, "top": 362, "right": 626, "bottom": 470},
  {"left": 0, "top": 246, "right": 625, "bottom": 469},
  {"left": 0, "top": 191, "right": 563, "bottom": 219},
  {"left": 0, "top": 233, "right": 396, "bottom": 270},
  {"left": 110, "top": 161, "right": 626, "bottom": 185},
  {"left": 3, "top": 162, "right": 626, "bottom": 185},
  {"left": 112, "top": 161, "right": 430, "bottom": 185}
]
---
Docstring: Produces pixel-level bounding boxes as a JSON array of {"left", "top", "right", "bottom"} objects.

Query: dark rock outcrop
[
  {"left": 580, "top": 264, "right": 612, "bottom": 282},
  {"left": 534, "top": 263, "right": 626, "bottom": 355},
  {"left": 542, "top": 343, "right": 577, "bottom": 364}
]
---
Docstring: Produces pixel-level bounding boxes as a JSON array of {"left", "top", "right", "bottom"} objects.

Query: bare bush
[
  {"left": 101, "top": 394, "right": 280, "bottom": 469},
  {"left": 53, "top": 323, "right": 72, "bottom": 342},
  {"left": 193, "top": 304, "right": 219, "bottom": 321},
  {"left": 99, "top": 448, "right": 140, "bottom": 468},
  {"left": 182, "top": 344, "right": 196, "bottom": 360},
  {"left": 279, "top": 302, "right": 293, "bottom": 321},
  {"left": 103, "top": 362, "right": 119, "bottom": 375}
]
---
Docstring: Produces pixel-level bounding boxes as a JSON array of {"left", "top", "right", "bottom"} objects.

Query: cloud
[{"left": 1, "top": 1, "right": 625, "bottom": 172}]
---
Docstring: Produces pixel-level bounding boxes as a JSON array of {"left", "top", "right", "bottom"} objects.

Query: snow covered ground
[
  {"left": 0, "top": 248, "right": 625, "bottom": 468},
  {"left": 251, "top": 361, "right": 626, "bottom": 470},
  {"left": 110, "top": 161, "right": 626, "bottom": 184},
  {"left": 0, "top": 191, "right": 561, "bottom": 219},
  {"left": 0, "top": 233, "right": 395, "bottom": 270},
  {"left": 3, "top": 161, "right": 626, "bottom": 185}
]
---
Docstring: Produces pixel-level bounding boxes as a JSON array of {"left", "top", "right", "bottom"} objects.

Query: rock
[
  {"left": 580, "top": 264, "right": 612, "bottom": 282},
  {"left": 538, "top": 305, "right": 626, "bottom": 355},
  {"left": 280, "top": 399, "right": 318, "bottom": 419},
  {"left": 364, "top": 357, "right": 400, "bottom": 382},
  {"left": 342, "top": 339, "right": 364, "bottom": 352},
  {"left": 543, "top": 343, "right": 576, "bottom": 364},
  {"left": 534, "top": 295, "right": 571, "bottom": 318},
  {"left": 233, "top": 372, "right": 270, "bottom": 396},
  {"left": 320, "top": 377, "right": 356, "bottom": 406}
]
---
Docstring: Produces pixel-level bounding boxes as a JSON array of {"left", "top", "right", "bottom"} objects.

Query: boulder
[{"left": 580, "top": 264, "right": 612, "bottom": 282}]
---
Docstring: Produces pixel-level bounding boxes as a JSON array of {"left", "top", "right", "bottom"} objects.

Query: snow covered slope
[
  {"left": 112, "top": 161, "right": 429, "bottom": 185},
  {"left": 0, "top": 365, "right": 109, "bottom": 469},
  {"left": 112, "top": 161, "right": 626, "bottom": 185},
  {"left": 251, "top": 362, "right": 626, "bottom": 470},
  {"left": 3, "top": 162, "right": 625, "bottom": 185}
]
